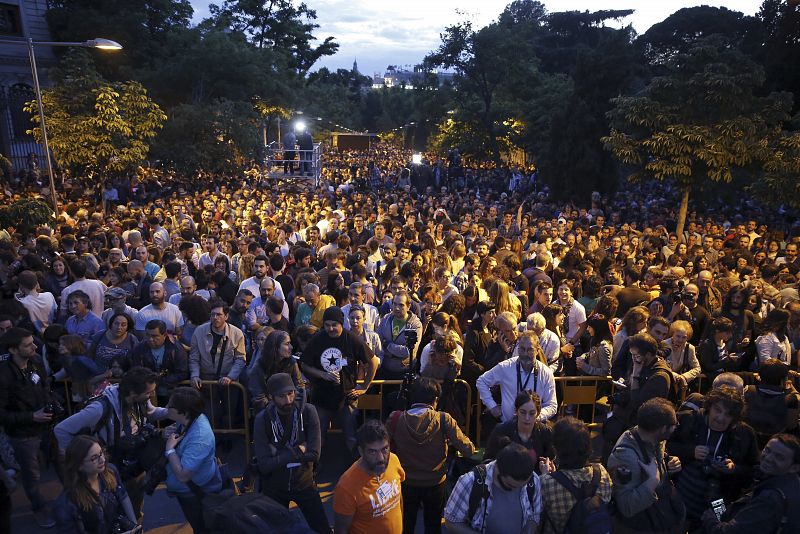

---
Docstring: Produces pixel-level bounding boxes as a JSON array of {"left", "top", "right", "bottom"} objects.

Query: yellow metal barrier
[
  {"left": 178, "top": 380, "right": 251, "bottom": 464},
  {"left": 555, "top": 375, "right": 612, "bottom": 427}
]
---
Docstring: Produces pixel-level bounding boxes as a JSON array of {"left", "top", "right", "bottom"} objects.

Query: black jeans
[
  {"left": 402, "top": 481, "right": 446, "bottom": 534},
  {"left": 9, "top": 436, "right": 44, "bottom": 511},
  {"left": 176, "top": 492, "right": 208, "bottom": 534},
  {"left": 263, "top": 485, "right": 331, "bottom": 534}
]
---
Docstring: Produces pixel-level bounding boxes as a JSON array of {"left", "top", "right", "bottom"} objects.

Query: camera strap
[{"left": 212, "top": 336, "right": 229, "bottom": 378}]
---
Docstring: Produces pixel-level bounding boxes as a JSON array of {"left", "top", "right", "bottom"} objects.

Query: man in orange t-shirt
[{"left": 333, "top": 420, "right": 405, "bottom": 534}]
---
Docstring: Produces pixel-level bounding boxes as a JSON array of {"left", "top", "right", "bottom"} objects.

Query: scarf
[{"left": 267, "top": 402, "right": 301, "bottom": 446}]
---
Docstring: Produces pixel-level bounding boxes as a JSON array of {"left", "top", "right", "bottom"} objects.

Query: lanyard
[
  {"left": 706, "top": 428, "right": 724, "bottom": 458},
  {"left": 517, "top": 360, "right": 538, "bottom": 394}
]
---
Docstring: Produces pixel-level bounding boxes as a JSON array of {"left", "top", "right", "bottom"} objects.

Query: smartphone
[{"left": 711, "top": 498, "right": 726, "bottom": 521}]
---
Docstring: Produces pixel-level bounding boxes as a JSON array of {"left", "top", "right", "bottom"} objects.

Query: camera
[
  {"left": 116, "top": 423, "right": 158, "bottom": 456},
  {"left": 43, "top": 400, "right": 65, "bottom": 418},
  {"left": 702, "top": 455, "right": 727, "bottom": 475},
  {"left": 142, "top": 455, "right": 169, "bottom": 495},
  {"left": 403, "top": 327, "right": 418, "bottom": 350},
  {"left": 111, "top": 514, "right": 139, "bottom": 533},
  {"left": 671, "top": 280, "right": 686, "bottom": 304},
  {"left": 116, "top": 423, "right": 165, "bottom": 479}
]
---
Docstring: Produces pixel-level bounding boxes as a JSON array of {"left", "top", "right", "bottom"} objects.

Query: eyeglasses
[{"left": 86, "top": 450, "right": 106, "bottom": 464}]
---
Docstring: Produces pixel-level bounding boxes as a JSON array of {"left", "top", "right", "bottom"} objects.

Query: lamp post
[{"left": 0, "top": 37, "right": 122, "bottom": 213}]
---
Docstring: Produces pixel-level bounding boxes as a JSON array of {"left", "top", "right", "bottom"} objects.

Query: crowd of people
[{"left": 0, "top": 140, "right": 799, "bottom": 533}]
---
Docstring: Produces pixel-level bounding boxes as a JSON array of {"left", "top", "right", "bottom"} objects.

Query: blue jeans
[{"left": 315, "top": 404, "right": 357, "bottom": 454}]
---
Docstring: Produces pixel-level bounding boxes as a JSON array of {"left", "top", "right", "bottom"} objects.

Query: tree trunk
[{"left": 676, "top": 186, "right": 690, "bottom": 243}]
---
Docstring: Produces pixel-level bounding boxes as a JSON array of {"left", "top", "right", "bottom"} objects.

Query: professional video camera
[{"left": 398, "top": 327, "right": 419, "bottom": 409}]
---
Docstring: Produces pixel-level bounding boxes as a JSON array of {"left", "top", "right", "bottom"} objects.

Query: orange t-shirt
[{"left": 333, "top": 452, "right": 405, "bottom": 534}]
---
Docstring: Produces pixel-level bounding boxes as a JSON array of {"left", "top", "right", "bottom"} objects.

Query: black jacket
[
  {"left": 705, "top": 473, "right": 800, "bottom": 533},
  {"left": 122, "top": 339, "right": 188, "bottom": 389},
  {"left": 0, "top": 359, "right": 52, "bottom": 438},
  {"left": 668, "top": 410, "right": 759, "bottom": 518},
  {"left": 618, "top": 358, "right": 673, "bottom": 427},
  {"left": 254, "top": 402, "right": 320, "bottom": 493}
]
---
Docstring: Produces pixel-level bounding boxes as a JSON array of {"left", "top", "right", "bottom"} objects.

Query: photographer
[
  {"left": 667, "top": 386, "right": 759, "bottom": 530},
  {"left": 300, "top": 306, "right": 378, "bottom": 456},
  {"left": 377, "top": 291, "right": 422, "bottom": 380},
  {"left": 54, "top": 435, "right": 141, "bottom": 534},
  {"left": 55, "top": 367, "right": 168, "bottom": 516},
  {"left": 163, "top": 386, "right": 221, "bottom": 534},
  {"left": 254, "top": 373, "right": 329, "bottom": 534},
  {"left": 0, "top": 327, "right": 56, "bottom": 528}
]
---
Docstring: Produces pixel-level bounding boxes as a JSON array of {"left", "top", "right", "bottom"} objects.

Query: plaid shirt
[
  {"left": 444, "top": 460, "right": 542, "bottom": 533},
  {"left": 540, "top": 465, "right": 613, "bottom": 534}
]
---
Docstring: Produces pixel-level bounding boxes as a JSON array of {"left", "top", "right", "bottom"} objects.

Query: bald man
[{"left": 135, "top": 282, "right": 184, "bottom": 338}]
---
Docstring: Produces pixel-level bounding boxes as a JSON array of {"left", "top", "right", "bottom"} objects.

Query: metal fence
[{"left": 0, "top": 83, "right": 43, "bottom": 172}]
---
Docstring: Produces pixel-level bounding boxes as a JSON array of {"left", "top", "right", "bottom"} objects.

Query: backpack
[
  {"left": 743, "top": 385, "right": 792, "bottom": 444},
  {"left": 200, "top": 491, "right": 315, "bottom": 533},
  {"left": 78, "top": 395, "right": 118, "bottom": 445},
  {"left": 550, "top": 465, "right": 612, "bottom": 534},
  {"left": 466, "top": 463, "right": 537, "bottom": 529}
]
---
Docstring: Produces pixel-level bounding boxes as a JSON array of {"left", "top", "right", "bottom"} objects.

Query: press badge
[
  {"left": 30, "top": 372, "right": 41, "bottom": 384},
  {"left": 375, "top": 480, "right": 393, "bottom": 502}
]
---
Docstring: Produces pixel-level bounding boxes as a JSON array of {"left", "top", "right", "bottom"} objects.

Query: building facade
[{"left": 0, "top": 0, "right": 54, "bottom": 172}]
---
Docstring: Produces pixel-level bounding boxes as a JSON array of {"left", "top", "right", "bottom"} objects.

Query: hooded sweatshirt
[
  {"left": 54, "top": 384, "right": 168, "bottom": 452},
  {"left": 388, "top": 406, "right": 475, "bottom": 487}
]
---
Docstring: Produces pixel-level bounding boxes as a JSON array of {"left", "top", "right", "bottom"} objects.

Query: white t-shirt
[
  {"left": 561, "top": 299, "right": 587, "bottom": 341},
  {"left": 135, "top": 302, "right": 185, "bottom": 333},
  {"left": 17, "top": 291, "right": 57, "bottom": 334}
]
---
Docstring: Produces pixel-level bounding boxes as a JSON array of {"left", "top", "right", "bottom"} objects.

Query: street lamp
[{"left": 0, "top": 37, "right": 123, "bottom": 213}]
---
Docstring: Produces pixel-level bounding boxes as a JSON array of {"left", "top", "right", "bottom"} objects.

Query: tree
[
  {"left": 758, "top": 0, "right": 800, "bottom": 114},
  {"left": 207, "top": 0, "right": 338, "bottom": 74},
  {"left": 150, "top": 99, "right": 260, "bottom": 171},
  {"left": 24, "top": 50, "right": 166, "bottom": 174},
  {"left": 602, "top": 38, "right": 795, "bottom": 238},
  {"left": 498, "top": 0, "right": 547, "bottom": 27},
  {"left": 425, "top": 20, "right": 541, "bottom": 162},
  {"left": 46, "top": 0, "right": 194, "bottom": 77},
  {"left": 638, "top": 6, "right": 760, "bottom": 65},
  {"left": 529, "top": 10, "right": 644, "bottom": 199},
  {"left": 0, "top": 200, "right": 52, "bottom": 235}
]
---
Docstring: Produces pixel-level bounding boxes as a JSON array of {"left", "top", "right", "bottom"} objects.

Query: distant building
[
  {"left": 0, "top": 0, "right": 56, "bottom": 171},
  {"left": 371, "top": 64, "right": 454, "bottom": 90}
]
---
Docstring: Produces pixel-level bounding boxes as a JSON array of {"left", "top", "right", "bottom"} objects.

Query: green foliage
[
  {"left": 46, "top": 0, "right": 194, "bottom": 77},
  {"left": 602, "top": 37, "right": 796, "bottom": 232},
  {"left": 758, "top": 0, "right": 800, "bottom": 114},
  {"left": 150, "top": 99, "right": 260, "bottom": 171},
  {"left": 749, "top": 124, "right": 800, "bottom": 209},
  {"left": 0, "top": 200, "right": 53, "bottom": 234},
  {"left": 207, "top": 0, "right": 338, "bottom": 74},
  {"left": 638, "top": 6, "right": 761, "bottom": 65},
  {"left": 0, "top": 153, "right": 12, "bottom": 182},
  {"left": 24, "top": 50, "right": 166, "bottom": 174}
]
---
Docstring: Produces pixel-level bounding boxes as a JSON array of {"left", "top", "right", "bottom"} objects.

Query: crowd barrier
[
  {"left": 54, "top": 370, "right": 734, "bottom": 465},
  {"left": 178, "top": 380, "right": 252, "bottom": 464},
  {"left": 354, "top": 379, "right": 472, "bottom": 435}
]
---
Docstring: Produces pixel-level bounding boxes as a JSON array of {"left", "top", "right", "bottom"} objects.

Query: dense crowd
[{"left": 0, "top": 141, "right": 799, "bottom": 534}]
